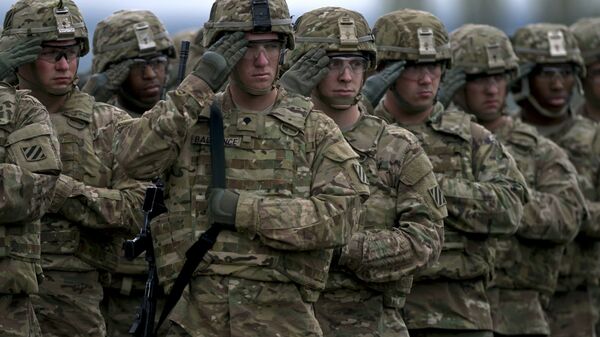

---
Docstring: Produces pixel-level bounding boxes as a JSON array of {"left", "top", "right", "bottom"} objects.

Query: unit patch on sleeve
[
  {"left": 21, "top": 145, "right": 47, "bottom": 162},
  {"left": 428, "top": 185, "right": 447, "bottom": 208}
]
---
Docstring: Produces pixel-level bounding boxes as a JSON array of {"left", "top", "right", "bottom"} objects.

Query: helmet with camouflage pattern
[
  {"left": 451, "top": 24, "right": 519, "bottom": 80},
  {"left": 2, "top": 0, "right": 89, "bottom": 56},
  {"left": 91, "top": 10, "right": 176, "bottom": 74},
  {"left": 373, "top": 9, "right": 451, "bottom": 67},
  {"left": 512, "top": 23, "right": 584, "bottom": 77},
  {"left": 570, "top": 17, "right": 600, "bottom": 66},
  {"left": 203, "top": 0, "right": 294, "bottom": 50},
  {"left": 289, "top": 7, "right": 376, "bottom": 70}
]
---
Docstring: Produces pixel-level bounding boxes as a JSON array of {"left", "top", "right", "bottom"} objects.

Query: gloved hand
[
  {"left": 280, "top": 48, "right": 330, "bottom": 97},
  {"left": 0, "top": 37, "right": 42, "bottom": 79},
  {"left": 191, "top": 31, "right": 248, "bottom": 91},
  {"left": 436, "top": 67, "right": 466, "bottom": 108},
  {"left": 81, "top": 59, "right": 136, "bottom": 102},
  {"left": 206, "top": 188, "right": 239, "bottom": 231},
  {"left": 361, "top": 61, "right": 406, "bottom": 108}
]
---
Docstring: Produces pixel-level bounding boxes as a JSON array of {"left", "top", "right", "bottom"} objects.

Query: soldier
[
  {"left": 570, "top": 17, "right": 600, "bottom": 122},
  {"left": 114, "top": 0, "right": 369, "bottom": 336},
  {"left": 280, "top": 6, "right": 446, "bottom": 337},
  {"left": 369, "top": 9, "right": 528, "bottom": 337},
  {"left": 447, "top": 23, "right": 587, "bottom": 337},
  {"left": 83, "top": 10, "right": 176, "bottom": 117},
  {"left": 0, "top": 43, "right": 61, "bottom": 337},
  {"left": 2, "top": 0, "right": 146, "bottom": 336},
  {"left": 511, "top": 23, "right": 600, "bottom": 337}
]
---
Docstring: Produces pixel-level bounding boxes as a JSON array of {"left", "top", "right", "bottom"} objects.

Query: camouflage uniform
[
  {"left": 512, "top": 23, "right": 600, "bottom": 337},
  {"left": 286, "top": 7, "right": 447, "bottom": 337},
  {"left": 0, "top": 84, "right": 61, "bottom": 337},
  {"left": 2, "top": 1, "right": 146, "bottom": 336},
  {"left": 373, "top": 10, "right": 529, "bottom": 337},
  {"left": 571, "top": 17, "right": 600, "bottom": 122},
  {"left": 115, "top": 0, "right": 369, "bottom": 336},
  {"left": 450, "top": 24, "right": 587, "bottom": 336},
  {"left": 91, "top": 10, "right": 176, "bottom": 117}
]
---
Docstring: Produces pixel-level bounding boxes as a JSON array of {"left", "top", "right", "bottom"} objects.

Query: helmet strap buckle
[
  {"left": 54, "top": 6, "right": 75, "bottom": 39},
  {"left": 417, "top": 28, "right": 436, "bottom": 62},
  {"left": 134, "top": 22, "right": 157, "bottom": 56},
  {"left": 338, "top": 17, "right": 359, "bottom": 49},
  {"left": 252, "top": 0, "right": 272, "bottom": 33},
  {"left": 548, "top": 30, "right": 567, "bottom": 57}
]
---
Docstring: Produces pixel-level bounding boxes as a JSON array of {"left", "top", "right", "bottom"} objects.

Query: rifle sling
[{"left": 155, "top": 100, "right": 227, "bottom": 334}]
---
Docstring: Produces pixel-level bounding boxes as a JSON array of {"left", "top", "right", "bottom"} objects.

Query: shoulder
[
  {"left": 0, "top": 86, "right": 50, "bottom": 129},
  {"left": 504, "top": 119, "right": 539, "bottom": 149}
]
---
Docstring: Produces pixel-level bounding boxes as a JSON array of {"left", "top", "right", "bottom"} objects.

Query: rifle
[{"left": 124, "top": 179, "right": 167, "bottom": 337}]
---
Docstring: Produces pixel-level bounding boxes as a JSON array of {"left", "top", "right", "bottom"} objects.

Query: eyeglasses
[
  {"left": 130, "top": 55, "right": 169, "bottom": 73},
  {"left": 534, "top": 65, "right": 575, "bottom": 81},
  {"left": 467, "top": 73, "right": 508, "bottom": 87},
  {"left": 243, "top": 40, "right": 282, "bottom": 60},
  {"left": 401, "top": 62, "right": 443, "bottom": 81},
  {"left": 327, "top": 57, "right": 368, "bottom": 75},
  {"left": 38, "top": 44, "right": 81, "bottom": 63}
]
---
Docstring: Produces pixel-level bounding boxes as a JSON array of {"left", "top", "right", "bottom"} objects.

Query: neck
[
  {"left": 519, "top": 100, "right": 567, "bottom": 126},
  {"left": 21, "top": 85, "right": 68, "bottom": 114},
  {"left": 583, "top": 101, "right": 600, "bottom": 122},
  {"left": 383, "top": 93, "right": 432, "bottom": 126},
  {"left": 481, "top": 115, "right": 510, "bottom": 132},
  {"left": 313, "top": 98, "right": 361, "bottom": 130},
  {"left": 229, "top": 83, "right": 277, "bottom": 111}
]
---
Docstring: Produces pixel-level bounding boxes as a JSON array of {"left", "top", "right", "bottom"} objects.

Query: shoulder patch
[
  {"left": 353, "top": 163, "right": 369, "bottom": 185},
  {"left": 428, "top": 185, "right": 447, "bottom": 208},
  {"left": 21, "top": 145, "right": 47, "bottom": 162}
]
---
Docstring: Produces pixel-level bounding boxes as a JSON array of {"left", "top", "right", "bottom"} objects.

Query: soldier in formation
[{"left": 570, "top": 17, "right": 600, "bottom": 123}]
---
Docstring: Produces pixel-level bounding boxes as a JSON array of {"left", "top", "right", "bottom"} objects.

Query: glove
[
  {"left": 81, "top": 59, "right": 136, "bottom": 102},
  {"left": 206, "top": 188, "right": 239, "bottom": 231},
  {"left": 0, "top": 37, "right": 42, "bottom": 79},
  {"left": 280, "top": 48, "right": 330, "bottom": 97},
  {"left": 436, "top": 67, "right": 466, "bottom": 108},
  {"left": 191, "top": 31, "right": 248, "bottom": 91},
  {"left": 361, "top": 61, "right": 406, "bottom": 108}
]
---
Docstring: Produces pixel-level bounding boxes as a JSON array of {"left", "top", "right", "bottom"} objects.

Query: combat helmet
[
  {"left": 289, "top": 7, "right": 376, "bottom": 71},
  {"left": 203, "top": 0, "right": 294, "bottom": 50},
  {"left": 373, "top": 9, "right": 451, "bottom": 68},
  {"left": 570, "top": 17, "right": 600, "bottom": 66},
  {"left": 451, "top": 24, "right": 519, "bottom": 80},
  {"left": 2, "top": 0, "right": 89, "bottom": 56},
  {"left": 92, "top": 10, "right": 176, "bottom": 74},
  {"left": 511, "top": 23, "right": 584, "bottom": 118}
]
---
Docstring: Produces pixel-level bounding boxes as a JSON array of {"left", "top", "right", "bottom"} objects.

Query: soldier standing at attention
[
  {"left": 279, "top": 7, "right": 446, "bottom": 337},
  {"left": 114, "top": 0, "right": 369, "bottom": 336},
  {"left": 83, "top": 10, "right": 176, "bottom": 117},
  {"left": 446, "top": 23, "right": 588, "bottom": 337},
  {"left": 0, "top": 42, "right": 62, "bottom": 337},
  {"left": 570, "top": 17, "right": 600, "bottom": 122},
  {"left": 368, "top": 9, "right": 528, "bottom": 337},
  {"left": 1, "top": 0, "right": 146, "bottom": 336},
  {"left": 511, "top": 23, "right": 600, "bottom": 337}
]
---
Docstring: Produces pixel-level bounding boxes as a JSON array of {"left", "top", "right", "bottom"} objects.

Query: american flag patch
[
  {"left": 429, "top": 185, "right": 447, "bottom": 208},
  {"left": 21, "top": 145, "right": 46, "bottom": 162}
]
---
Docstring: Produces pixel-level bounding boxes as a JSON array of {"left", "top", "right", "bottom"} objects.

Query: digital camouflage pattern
[
  {"left": 375, "top": 102, "right": 528, "bottom": 331},
  {"left": 31, "top": 88, "right": 145, "bottom": 337},
  {"left": 373, "top": 9, "right": 451, "bottom": 66},
  {"left": 288, "top": 7, "right": 377, "bottom": 70},
  {"left": 570, "top": 17, "right": 600, "bottom": 65},
  {"left": 512, "top": 23, "right": 585, "bottom": 77},
  {"left": 489, "top": 116, "right": 586, "bottom": 335},
  {"left": 0, "top": 84, "right": 61, "bottom": 337},
  {"left": 450, "top": 24, "right": 519, "bottom": 80},
  {"left": 91, "top": 9, "right": 175, "bottom": 74},
  {"left": 1, "top": 0, "right": 89, "bottom": 56},
  {"left": 315, "top": 108, "right": 446, "bottom": 337},
  {"left": 203, "top": 0, "right": 294, "bottom": 49},
  {"left": 115, "top": 69, "right": 368, "bottom": 335}
]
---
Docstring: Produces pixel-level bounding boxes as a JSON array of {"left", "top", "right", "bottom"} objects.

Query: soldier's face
[
  {"left": 463, "top": 73, "right": 508, "bottom": 122},
  {"left": 529, "top": 63, "right": 575, "bottom": 112},
  {"left": 584, "top": 60, "right": 600, "bottom": 108},
  {"left": 18, "top": 39, "right": 79, "bottom": 96},
  {"left": 392, "top": 62, "right": 442, "bottom": 111},
  {"left": 315, "top": 54, "right": 366, "bottom": 109},
  {"left": 232, "top": 32, "right": 281, "bottom": 92},
  {"left": 122, "top": 55, "right": 168, "bottom": 106}
]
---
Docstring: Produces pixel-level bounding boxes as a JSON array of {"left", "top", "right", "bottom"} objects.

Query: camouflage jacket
[
  {"left": 115, "top": 75, "right": 369, "bottom": 301},
  {"left": 525, "top": 112, "right": 600, "bottom": 290},
  {"left": 374, "top": 101, "right": 528, "bottom": 330},
  {"left": 0, "top": 84, "right": 61, "bottom": 294},
  {"left": 41, "top": 88, "right": 145, "bottom": 273},
  {"left": 327, "top": 110, "right": 446, "bottom": 309}
]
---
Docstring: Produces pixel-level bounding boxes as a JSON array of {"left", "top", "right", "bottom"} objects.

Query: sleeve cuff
[
  {"left": 234, "top": 192, "right": 260, "bottom": 240},
  {"left": 49, "top": 174, "right": 74, "bottom": 213}
]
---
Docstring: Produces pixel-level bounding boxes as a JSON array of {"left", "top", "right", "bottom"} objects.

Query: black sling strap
[{"left": 154, "top": 100, "right": 226, "bottom": 334}]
